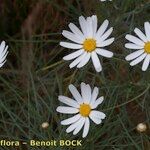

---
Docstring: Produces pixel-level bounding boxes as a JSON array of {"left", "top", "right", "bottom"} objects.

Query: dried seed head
[
  {"left": 41, "top": 122, "right": 49, "bottom": 129},
  {"left": 136, "top": 123, "right": 147, "bottom": 133}
]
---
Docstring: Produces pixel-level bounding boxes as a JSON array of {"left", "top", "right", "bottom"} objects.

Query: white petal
[
  {"left": 97, "top": 27, "right": 113, "bottom": 43},
  {"left": 0, "top": 45, "right": 8, "bottom": 59},
  {"left": 96, "top": 48, "right": 113, "bottom": 58},
  {"left": 89, "top": 115, "right": 102, "bottom": 124},
  {"left": 134, "top": 28, "right": 148, "bottom": 43},
  {"left": 0, "top": 60, "right": 7, "bottom": 68},
  {"left": 91, "top": 52, "right": 102, "bottom": 72},
  {"left": 130, "top": 53, "right": 147, "bottom": 66},
  {"left": 62, "top": 30, "right": 83, "bottom": 44},
  {"left": 90, "top": 110, "right": 106, "bottom": 119},
  {"left": 79, "top": 16, "right": 88, "bottom": 37},
  {"left": 68, "top": 23, "right": 85, "bottom": 40},
  {"left": 82, "top": 117, "right": 90, "bottom": 138},
  {"left": 125, "top": 49, "right": 144, "bottom": 61},
  {"left": 80, "top": 82, "right": 87, "bottom": 101},
  {"left": 69, "top": 84, "right": 83, "bottom": 104},
  {"left": 85, "top": 84, "right": 92, "bottom": 104},
  {"left": 95, "top": 20, "right": 109, "bottom": 40},
  {"left": 58, "top": 96, "right": 79, "bottom": 108},
  {"left": 63, "top": 49, "right": 84, "bottom": 60},
  {"left": 0, "top": 41, "right": 6, "bottom": 52},
  {"left": 81, "top": 83, "right": 91, "bottom": 104},
  {"left": 56, "top": 106, "right": 79, "bottom": 114},
  {"left": 0, "top": 41, "right": 8, "bottom": 67},
  {"left": 90, "top": 87, "right": 99, "bottom": 105},
  {"left": 66, "top": 117, "right": 85, "bottom": 133},
  {"left": 73, "top": 117, "right": 85, "bottom": 135},
  {"left": 144, "top": 22, "right": 150, "bottom": 41},
  {"left": 86, "top": 17, "right": 93, "bottom": 38},
  {"left": 69, "top": 52, "right": 87, "bottom": 68},
  {"left": 91, "top": 96, "right": 104, "bottom": 109},
  {"left": 92, "top": 15, "right": 97, "bottom": 37},
  {"left": 60, "top": 42, "right": 82, "bottom": 49},
  {"left": 125, "top": 35, "right": 145, "bottom": 46},
  {"left": 77, "top": 52, "right": 91, "bottom": 68},
  {"left": 0, "top": 48, "right": 8, "bottom": 65},
  {"left": 142, "top": 54, "right": 150, "bottom": 71},
  {"left": 125, "top": 43, "right": 143, "bottom": 50},
  {"left": 97, "top": 38, "right": 114, "bottom": 47},
  {"left": 61, "top": 114, "right": 81, "bottom": 125}
]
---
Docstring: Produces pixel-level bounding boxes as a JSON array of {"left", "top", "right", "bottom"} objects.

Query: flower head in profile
[
  {"left": 60, "top": 15, "right": 114, "bottom": 72},
  {"left": 100, "top": 0, "right": 112, "bottom": 1},
  {"left": 0, "top": 41, "right": 9, "bottom": 68},
  {"left": 56, "top": 82, "right": 106, "bottom": 138},
  {"left": 125, "top": 22, "right": 150, "bottom": 71}
]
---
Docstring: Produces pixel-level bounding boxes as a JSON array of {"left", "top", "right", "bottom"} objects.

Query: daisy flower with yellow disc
[
  {"left": 56, "top": 82, "right": 106, "bottom": 138},
  {"left": 60, "top": 15, "right": 114, "bottom": 72},
  {"left": 125, "top": 22, "right": 150, "bottom": 71}
]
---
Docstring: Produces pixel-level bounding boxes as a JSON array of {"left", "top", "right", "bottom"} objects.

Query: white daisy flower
[
  {"left": 0, "top": 41, "right": 9, "bottom": 68},
  {"left": 100, "top": 0, "right": 112, "bottom": 1},
  {"left": 56, "top": 82, "right": 106, "bottom": 138},
  {"left": 125, "top": 22, "right": 150, "bottom": 71},
  {"left": 60, "top": 15, "right": 114, "bottom": 72}
]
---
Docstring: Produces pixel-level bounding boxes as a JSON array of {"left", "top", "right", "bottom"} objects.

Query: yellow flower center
[
  {"left": 79, "top": 104, "right": 91, "bottom": 117},
  {"left": 83, "top": 39, "right": 96, "bottom": 52},
  {"left": 144, "top": 42, "right": 150, "bottom": 54}
]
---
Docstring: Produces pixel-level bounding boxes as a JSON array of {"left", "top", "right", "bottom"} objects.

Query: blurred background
[{"left": 0, "top": 0, "right": 150, "bottom": 149}]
